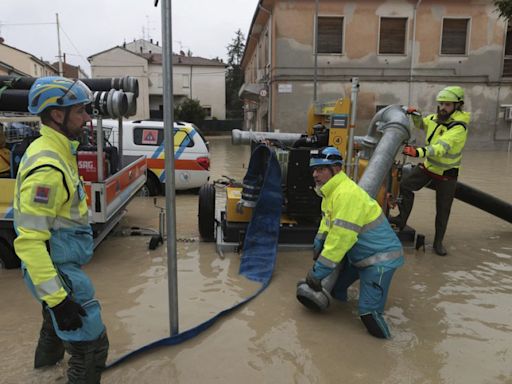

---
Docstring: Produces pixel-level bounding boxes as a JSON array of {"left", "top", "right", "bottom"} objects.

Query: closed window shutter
[
  {"left": 317, "top": 17, "right": 343, "bottom": 54},
  {"left": 379, "top": 18, "right": 407, "bottom": 54},
  {"left": 441, "top": 19, "right": 469, "bottom": 55}
]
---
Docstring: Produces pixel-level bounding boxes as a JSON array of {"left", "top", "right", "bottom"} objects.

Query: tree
[
  {"left": 226, "top": 29, "right": 246, "bottom": 119},
  {"left": 174, "top": 97, "right": 206, "bottom": 126},
  {"left": 494, "top": 0, "right": 512, "bottom": 20}
]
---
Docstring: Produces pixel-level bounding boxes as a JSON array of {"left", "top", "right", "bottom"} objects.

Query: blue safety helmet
[
  {"left": 28, "top": 76, "right": 93, "bottom": 115},
  {"left": 310, "top": 146, "right": 344, "bottom": 168}
]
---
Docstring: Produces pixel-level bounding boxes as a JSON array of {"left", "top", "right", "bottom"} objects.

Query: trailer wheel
[
  {"left": 143, "top": 172, "right": 161, "bottom": 196},
  {"left": 198, "top": 183, "right": 215, "bottom": 242},
  {"left": 0, "top": 238, "right": 20, "bottom": 269}
]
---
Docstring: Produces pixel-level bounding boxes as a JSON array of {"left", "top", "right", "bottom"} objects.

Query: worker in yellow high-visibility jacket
[
  {"left": 393, "top": 86, "right": 470, "bottom": 256},
  {"left": 13, "top": 77, "right": 108, "bottom": 383},
  {"left": 301, "top": 147, "right": 404, "bottom": 339}
]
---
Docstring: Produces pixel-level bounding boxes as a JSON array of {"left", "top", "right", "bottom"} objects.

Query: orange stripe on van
[{"left": 146, "top": 158, "right": 205, "bottom": 171}]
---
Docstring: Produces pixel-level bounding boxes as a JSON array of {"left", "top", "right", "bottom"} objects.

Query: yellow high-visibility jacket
[
  {"left": 316, "top": 172, "right": 403, "bottom": 270},
  {"left": 13, "top": 125, "right": 92, "bottom": 307},
  {"left": 413, "top": 110, "right": 470, "bottom": 176}
]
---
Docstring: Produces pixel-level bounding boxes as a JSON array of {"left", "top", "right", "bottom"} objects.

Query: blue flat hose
[{"left": 107, "top": 145, "right": 282, "bottom": 368}]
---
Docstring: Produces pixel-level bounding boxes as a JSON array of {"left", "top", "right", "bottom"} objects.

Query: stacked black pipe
[{"left": 0, "top": 76, "right": 138, "bottom": 117}]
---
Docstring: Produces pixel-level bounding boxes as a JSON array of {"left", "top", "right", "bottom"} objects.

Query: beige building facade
[
  {"left": 0, "top": 40, "right": 57, "bottom": 77},
  {"left": 241, "top": 0, "right": 512, "bottom": 147},
  {"left": 89, "top": 40, "right": 226, "bottom": 121}
]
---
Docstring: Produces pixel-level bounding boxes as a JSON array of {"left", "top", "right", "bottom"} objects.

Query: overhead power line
[
  {"left": 59, "top": 25, "right": 88, "bottom": 66},
  {"left": 1, "top": 22, "right": 54, "bottom": 26}
]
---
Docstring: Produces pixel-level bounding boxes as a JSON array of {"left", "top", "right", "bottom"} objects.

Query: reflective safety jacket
[
  {"left": 413, "top": 110, "right": 470, "bottom": 176},
  {"left": 13, "top": 125, "right": 92, "bottom": 308},
  {"left": 315, "top": 172, "right": 403, "bottom": 270}
]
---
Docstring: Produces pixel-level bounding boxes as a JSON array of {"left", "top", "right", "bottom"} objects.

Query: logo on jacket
[{"left": 34, "top": 186, "right": 51, "bottom": 204}]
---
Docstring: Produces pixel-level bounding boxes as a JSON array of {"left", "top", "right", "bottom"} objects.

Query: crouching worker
[
  {"left": 297, "top": 147, "right": 404, "bottom": 339},
  {"left": 13, "top": 77, "right": 108, "bottom": 383}
]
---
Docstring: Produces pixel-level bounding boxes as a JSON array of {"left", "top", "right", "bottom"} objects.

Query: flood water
[{"left": 0, "top": 137, "right": 511, "bottom": 384}]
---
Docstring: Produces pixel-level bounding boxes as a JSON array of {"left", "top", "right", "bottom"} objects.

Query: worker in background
[
  {"left": 301, "top": 147, "right": 404, "bottom": 339},
  {"left": 13, "top": 77, "right": 108, "bottom": 383},
  {"left": 393, "top": 86, "right": 470, "bottom": 256},
  {"left": 0, "top": 125, "right": 11, "bottom": 177}
]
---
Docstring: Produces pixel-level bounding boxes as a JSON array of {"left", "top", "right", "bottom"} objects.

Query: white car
[{"left": 94, "top": 119, "right": 210, "bottom": 195}]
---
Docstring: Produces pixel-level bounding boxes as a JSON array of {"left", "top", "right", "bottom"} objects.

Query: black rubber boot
[
  {"left": 397, "top": 165, "right": 432, "bottom": 229},
  {"left": 63, "top": 331, "right": 109, "bottom": 384},
  {"left": 434, "top": 178, "right": 457, "bottom": 257},
  {"left": 34, "top": 306, "right": 65, "bottom": 369},
  {"left": 360, "top": 313, "right": 390, "bottom": 339},
  {"left": 388, "top": 215, "right": 404, "bottom": 231},
  {"left": 433, "top": 241, "right": 447, "bottom": 256}
]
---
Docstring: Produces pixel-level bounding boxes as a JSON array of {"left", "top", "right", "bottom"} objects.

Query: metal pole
[
  {"left": 117, "top": 117, "right": 123, "bottom": 167},
  {"left": 189, "top": 65, "right": 193, "bottom": 98},
  {"left": 161, "top": 0, "right": 179, "bottom": 335},
  {"left": 345, "top": 77, "right": 359, "bottom": 177},
  {"left": 55, "top": 13, "right": 63, "bottom": 77},
  {"left": 508, "top": 120, "right": 512, "bottom": 153},
  {"left": 96, "top": 116, "right": 104, "bottom": 181},
  {"left": 313, "top": 0, "right": 319, "bottom": 103}
]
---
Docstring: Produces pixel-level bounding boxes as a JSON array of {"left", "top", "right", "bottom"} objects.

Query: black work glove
[
  {"left": 305, "top": 269, "right": 323, "bottom": 292},
  {"left": 50, "top": 296, "right": 87, "bottom": 331}
]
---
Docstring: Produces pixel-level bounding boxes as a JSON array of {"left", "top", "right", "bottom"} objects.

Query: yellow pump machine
[{"left": 198, "top": 78, "right": 408, "bottom": 252}]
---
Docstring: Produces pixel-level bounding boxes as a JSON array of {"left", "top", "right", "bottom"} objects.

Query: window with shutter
[
  {"left": 503, "top": 23, "right": 512, "bottom": 77},
  {"left": 441, "top": 18, "right": 469, "bottom": 55},
  {"left": 379, "top": 17, "right": 407, "bottom": 54},
  {"left": 317, "top": 17, "right": 344, "bottom": 54}
]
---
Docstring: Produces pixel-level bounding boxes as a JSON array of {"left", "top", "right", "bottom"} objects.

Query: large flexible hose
[
  {"left": 106, "top": 145, "right": 282, "bottom": 368},
  {"left": 427, "top": 181, "right": 512, "bottom": 223}
]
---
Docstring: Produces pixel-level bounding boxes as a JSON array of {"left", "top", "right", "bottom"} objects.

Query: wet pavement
[{"left": 0, "top": 137, "right": 511, "bottom": 384}]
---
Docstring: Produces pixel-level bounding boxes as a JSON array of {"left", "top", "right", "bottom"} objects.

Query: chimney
[
  {"left": 156, "top": 41, "right": 159, "bottom": 46},
  {"left": 150, "top": 38, "right": 153, "bottom": 44},
  {"left": 180, "top": 50, "right": 185, "bottom": 56},
  {"left": 140, "top": 46, "right": 143, "bottom": 54},
  {"left": 63, "top": 53, "right": 66, "bottom": 64}
]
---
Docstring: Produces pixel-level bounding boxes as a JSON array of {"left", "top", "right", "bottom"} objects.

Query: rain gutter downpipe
[
  {"left": 345, "top": 77, "right": 359, "bottom": 177},
  {"left": 408, "top": 0, "right": 422, "bottom": 105},
  {"left": 313, "top": 0, "right": 319, "bottom": 104},
  {"left": 258, "top": 3, "right": 273, "bottom": 132}
]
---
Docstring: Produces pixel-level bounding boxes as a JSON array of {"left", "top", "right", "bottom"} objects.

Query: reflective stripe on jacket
[
  {"left": 13, "top": 125, "right": 92, "bottom": 307},
  {"left": 414, "top": 110, "right": 470, "bottom": 176},
  {"left": 316, "top": 172, "right": 403, "bottom": 270}
]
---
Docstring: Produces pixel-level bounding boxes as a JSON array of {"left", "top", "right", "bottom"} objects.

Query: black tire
[
  {"left": 144, "top": 172, "right": 161, "bottom": 196},
  {"left": 0, "top": 237, "right": 21, "bottom": 269},
  {"left": 198, "top": 183, "right": 215, "bottom": 242}
]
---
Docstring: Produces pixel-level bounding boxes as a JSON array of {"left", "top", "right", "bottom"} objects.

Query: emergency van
[{"left": 98, "top": 119, "right": 210, "bottom": 195}]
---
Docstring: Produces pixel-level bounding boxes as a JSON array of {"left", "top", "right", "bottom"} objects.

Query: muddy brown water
[{"left": 0, "top": 137, "right": 511, "bottom": 384}]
